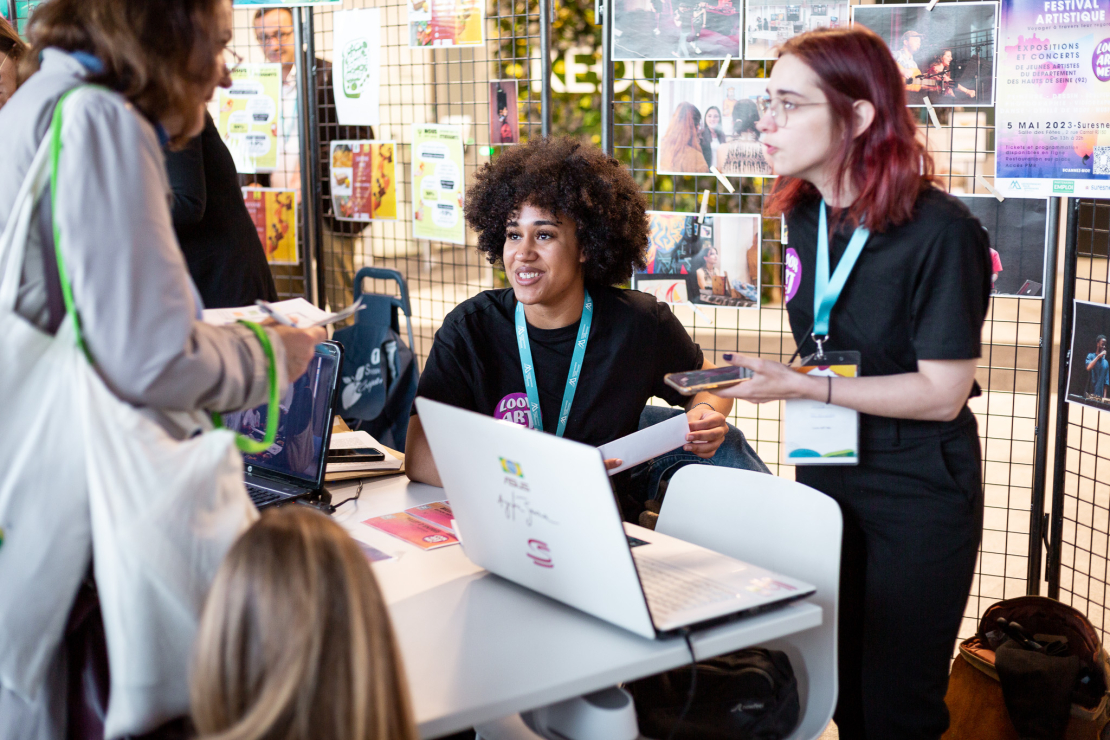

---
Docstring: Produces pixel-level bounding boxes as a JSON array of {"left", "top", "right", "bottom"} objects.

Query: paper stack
[{"left": 326, "top": 430, "right": 404, "bottom": 482}]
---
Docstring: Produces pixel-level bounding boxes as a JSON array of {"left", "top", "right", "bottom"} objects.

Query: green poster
[{"left": 411, "top": 124, "right": 466, "bottom": 246}]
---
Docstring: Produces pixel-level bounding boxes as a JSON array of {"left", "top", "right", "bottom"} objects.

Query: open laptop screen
[{"left": 222, "top": 343, "right": 341, "bottom": 487}]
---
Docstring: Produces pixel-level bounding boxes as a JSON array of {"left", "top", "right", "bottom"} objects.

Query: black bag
[{"left": 627, "top": 647, "right": 800, "bottom": 740}]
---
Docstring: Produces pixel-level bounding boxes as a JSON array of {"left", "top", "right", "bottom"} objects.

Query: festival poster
[
  {"left": 1066, "top": 300, "right": 1110, "bottom": 412},
  {"left": 745, "top": 0, "right": 851, "bottom": 60},
  {"left": 633, "top": 212, "right": 761, "bottom": 309},
  {"left": 330, "top": 140, "right": 398, "bottom": 222},
  {"left": 242, "top": 187, "right": 298, "bottom": 265},
  {"left": 408, "top": 0, "right": 484, "bottom": 48},
  {"left": 851, "top": 2, "right": 998, "bottom": 108},
  {"left": 489, "top": 80, "right": 520, "bottom": 145},
  {"left": 411, "top": 124, "right": 466, "bottom": 245},
  {"left": 217, "top": 64, "right": 281, "bottom": 174},
  {"left": 995, "top": 0, "right": 1110, "bottom": 197},
  {"left": 657, "top": 78, "right": 773, "bottom": 176},
  {"left": 332, "top": 9, "right": 381, "bottom": 127}
]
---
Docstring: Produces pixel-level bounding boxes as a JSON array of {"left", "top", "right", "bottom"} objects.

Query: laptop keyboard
[
  {"left": 634, "top": 555, "right": 738, "bottom": 622},
  {"left": 246, "top": 484, "right": 284, "bottom": 508}
]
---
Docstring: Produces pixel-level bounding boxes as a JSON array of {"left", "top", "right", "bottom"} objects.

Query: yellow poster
[
  {"left": 242, "top": 187, "right": 298, "bottom": 265},
  {"left": 330, "top": 140, "right": 397, "bottom": 222},
  {"left": 218, "top": 64, "right": 281, "bottom": 174}
]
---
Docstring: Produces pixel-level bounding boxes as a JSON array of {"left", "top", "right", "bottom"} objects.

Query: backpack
[
  {"left": 333, "top": 268, "right": 418, "bottom": 451},
  {"left": 627, "top": 647, "right": 801, "bottom": 740}
]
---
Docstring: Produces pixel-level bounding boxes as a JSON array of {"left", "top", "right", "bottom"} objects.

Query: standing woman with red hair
[{"left": 719, "top": 27, "right": 992, "bottom": 739}]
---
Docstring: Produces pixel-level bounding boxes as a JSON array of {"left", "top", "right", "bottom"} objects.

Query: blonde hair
[{"left": 191, "top": 506, "right": 418, "bottom": 740}]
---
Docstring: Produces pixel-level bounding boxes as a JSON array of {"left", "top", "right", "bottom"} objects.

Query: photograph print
[
  {"left": 634, "top": 212, "right": 761, "bottom": 309},
  {"left": 1066, "top": 300, "right": 1110, "bottom": 413},
  {"left": 612, "top": 0, "right": 741, "bottom": 60},
  {"left": 955, "top": 195, "right": 1049, "bottom": 298},
  {"left": 745, "top": 0, "right": 850, "bottom": 60},
  {"left": 657, "top": 78, "right": 772, "bottom": 176},
  {"left": 489, "top": 80, "right": 520, "bottom": 145},
  {"left": 851, "top": 2, "right": 997, "bottom": 107}
]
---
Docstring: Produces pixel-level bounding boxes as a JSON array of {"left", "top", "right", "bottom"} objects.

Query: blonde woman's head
[{"left": 191, "top": 506, "right": 417, "bottom": 740}]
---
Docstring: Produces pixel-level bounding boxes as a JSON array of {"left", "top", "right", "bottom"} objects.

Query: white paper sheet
[
  {"left": 328, "top": 430, "right": 402, "bottom": 472},
  {"left": 202, "top": 297, "right": 362, "bottom": 329},
  {"left": 598, "top": 412, "right": 690, "bottom": 476}
]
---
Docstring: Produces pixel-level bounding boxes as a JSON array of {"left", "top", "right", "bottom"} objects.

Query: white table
[{"left": 329, "top": 475, "right": 823, "bottom": 739}]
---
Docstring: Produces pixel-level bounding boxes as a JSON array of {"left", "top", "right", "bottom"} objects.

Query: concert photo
[
  {"left": 612, "top": 0, "right": 741, "bottom": 60},
  {"left": 1067, "top": 300, "right": 1110, "bottom": 413},
  {"left": 745, "top": 0, "right": 850, "bottom": 59},
  {"left": 657, "top": 78, "right": 773, "bottom": 176},
  {"left": 851, "top": 1, "right": 997, "bottom": 107},
  {"left": 956, "top": 195, "right": 1049, "bottom": 298},
  {"left": 634, "top": 212, "right": 761, "bottom": 309}
]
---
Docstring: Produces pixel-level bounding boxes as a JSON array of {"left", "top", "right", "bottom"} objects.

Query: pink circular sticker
[
  {"left": 1095, "top": 39, "right": 1110, "bottom": 82},
  {"left": 784, "top": 248, "right": 801, "bottom": 303},
  {"left": 494, "top": 392, "right": 533, "bottom": 428}
]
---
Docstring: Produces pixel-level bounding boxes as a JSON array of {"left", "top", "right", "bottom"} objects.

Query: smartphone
[
  {"left": 326, "top": 447, "right": 385, "bottom": 463},
  {"left": 664, "top": 366, "right": 754, "bottom": 395}
]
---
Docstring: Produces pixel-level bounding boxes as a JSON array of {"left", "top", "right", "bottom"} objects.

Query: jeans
[{"left": 626, "top": 405, "right": 770, "bottom": 508}]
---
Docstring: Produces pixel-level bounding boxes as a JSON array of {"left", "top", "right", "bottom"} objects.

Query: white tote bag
[{"left": 2, "top": 87, "right": 261, "bottom": 738}]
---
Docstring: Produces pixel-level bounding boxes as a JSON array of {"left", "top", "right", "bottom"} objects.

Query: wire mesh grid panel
[
  {"left": 608, "top": 0, "right": 1045, "bottom": 645},
  {"left": 1056, "top": 200, "right": 1110, "bottom": 641},
  {"left": 304, "top": 0, "right": 546, "bottom": 363},
  {"left": 3, "top": 0, "right": 36, "bottom": 34}
]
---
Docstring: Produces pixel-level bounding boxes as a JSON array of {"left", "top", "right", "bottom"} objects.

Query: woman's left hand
[
  {"left": 685, "top": 407, "right": 728, "bottom": 458},
  {"left": 715, "top": 353, "right": 817, "bottom": 403}
]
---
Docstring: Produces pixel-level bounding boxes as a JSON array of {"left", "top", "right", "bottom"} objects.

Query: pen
[{"left": 254, "top": 300, "right": 297, "bottom": 327}]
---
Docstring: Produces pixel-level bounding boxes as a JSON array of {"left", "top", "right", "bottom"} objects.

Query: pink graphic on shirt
[
  {"left": 495, "top": 392, "right": 534, "bottom": 428},
  {"left": 784, "top": 248, "right": 801, "bottom": 303}
]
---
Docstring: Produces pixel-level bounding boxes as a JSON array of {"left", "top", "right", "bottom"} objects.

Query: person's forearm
[
  {"left": 405, "top": 415, "right": 443, "bottom": 487},
  {"left": 686, "top": 359, "right": 733, "bottom": 417},
  {"left": 792, "top": 371, "right": 969, "bottom": 422}
]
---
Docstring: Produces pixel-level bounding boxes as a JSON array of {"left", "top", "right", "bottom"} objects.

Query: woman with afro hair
[{"left": 405, "top": 137, "right": 767, "bottom": 518}]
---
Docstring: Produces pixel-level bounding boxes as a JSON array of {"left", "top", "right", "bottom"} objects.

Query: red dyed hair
[{"left": 765, "top": 27, "right": 936, "bottom": 233}]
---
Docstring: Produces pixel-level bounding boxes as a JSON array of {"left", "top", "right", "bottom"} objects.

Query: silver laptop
[{"left": 415, "top": 398, "right": 816, "bottom": 639}]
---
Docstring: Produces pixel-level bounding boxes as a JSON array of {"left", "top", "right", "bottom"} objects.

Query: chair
[{"left": 654, "top": 465, "right": 843, "bottom": 740}]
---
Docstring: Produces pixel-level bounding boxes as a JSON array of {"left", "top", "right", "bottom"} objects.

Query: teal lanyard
[
  {"left": 515, "top": 290, "right": 593, "bottom": 437},
  {"left": 814, "top": 200, "right": 870, "bottom": 347}
]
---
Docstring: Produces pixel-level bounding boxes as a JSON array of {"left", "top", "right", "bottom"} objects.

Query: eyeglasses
[
  {"left": 755, "top": 96, "right": 827, "bottom": 127},
  {"left": 256, "top": 29, "right": 295, "bottom": 45},
  {"left": 223, "top": 47, "right": 244, "bottom": 73}
]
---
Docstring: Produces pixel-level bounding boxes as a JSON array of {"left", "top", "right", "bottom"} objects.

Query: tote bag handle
[{"left": 48, "top": 86, "right": 279, "bottom": 454}]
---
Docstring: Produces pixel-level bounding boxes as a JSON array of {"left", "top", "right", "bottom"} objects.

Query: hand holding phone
[{"left": 664, "top": 366, "right": 754, "bottom": 395}]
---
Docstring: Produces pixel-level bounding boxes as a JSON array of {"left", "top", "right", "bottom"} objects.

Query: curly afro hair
[{"left": 464, "top": 137, "right": 649, "bottom": 287}]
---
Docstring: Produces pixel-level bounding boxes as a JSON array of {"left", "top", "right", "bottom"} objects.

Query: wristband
[{"left": 690, "top": 401, "right": 715, "bottom": 415}]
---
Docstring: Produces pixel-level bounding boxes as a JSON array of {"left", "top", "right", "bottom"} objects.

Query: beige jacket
[{"left": 0, "top": 50, "right": 287, "bottom": 430}]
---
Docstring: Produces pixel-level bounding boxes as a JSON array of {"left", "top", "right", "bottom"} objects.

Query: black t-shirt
[
  {"left": 415, "top": 286, "right": 703, "bottom": 447},
  {"left": 784, "top": 187, "right": 991, "bottom": 428}
]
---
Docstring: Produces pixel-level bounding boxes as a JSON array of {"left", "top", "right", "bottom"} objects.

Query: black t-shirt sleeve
[
  {"left": 911, "top": 217, "right": 991, "bottom": 361},
  {"left": 413, "top": 320, "right": 478, "bottom": 415},
  {"left": 650, "top": 302, "right": 704, "bottom": 406}
]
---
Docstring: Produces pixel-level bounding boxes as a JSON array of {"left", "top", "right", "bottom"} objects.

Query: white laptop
[{"left": 415, "top": 398, "right": 816, "bottom": 639}]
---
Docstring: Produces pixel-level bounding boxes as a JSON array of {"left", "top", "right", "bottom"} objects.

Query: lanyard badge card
[
  {"left": 783, "top": 201, "right": 867, "bottom": 466},
  {"left": 783, "top": 350, "right": 860, "bottom": 465}
]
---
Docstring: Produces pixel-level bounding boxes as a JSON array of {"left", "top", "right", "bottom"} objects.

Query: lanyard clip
[{"left": 812, "top": 334, "right": 828, "bottom": 362}]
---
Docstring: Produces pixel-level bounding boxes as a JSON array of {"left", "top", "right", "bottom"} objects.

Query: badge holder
[{"left": 782, "top": 337, "right": 861, "bottom": 466}]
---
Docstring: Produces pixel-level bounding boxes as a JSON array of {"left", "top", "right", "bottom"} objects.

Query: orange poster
[
  {"left": 242, "top": 187, "right": 298, "bottom": 265},
  {"left": 330, "top": 140, "right": 398, "bottom": 222}
]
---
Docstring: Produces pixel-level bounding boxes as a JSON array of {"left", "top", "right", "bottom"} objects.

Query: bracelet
[
  {"left": 690, "top": 401, "right": 715, "bottom": 414},
  {"left": 826, "top": 376, "right": 832, "bottom": 405}
]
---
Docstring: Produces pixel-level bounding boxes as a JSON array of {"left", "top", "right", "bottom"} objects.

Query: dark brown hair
[
  {"left": 22, "top": 0, "right": 224, "bottom": 140},
  {"left": 192, "top": 506, "right": 418, "bottom": 740},
  {"left": 465, "top": 137, "right": 650, "bottom": 287},
  {"left": 0, "top": 15, "right": 26, "bottom": 64},
  {"left": 766, "top": 27, "right": 936, "bottom": 233}
]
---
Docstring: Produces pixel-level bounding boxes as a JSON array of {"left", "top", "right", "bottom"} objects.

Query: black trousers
[{"left": 796, "top": 408, "right": 983, "bottom": 740}]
